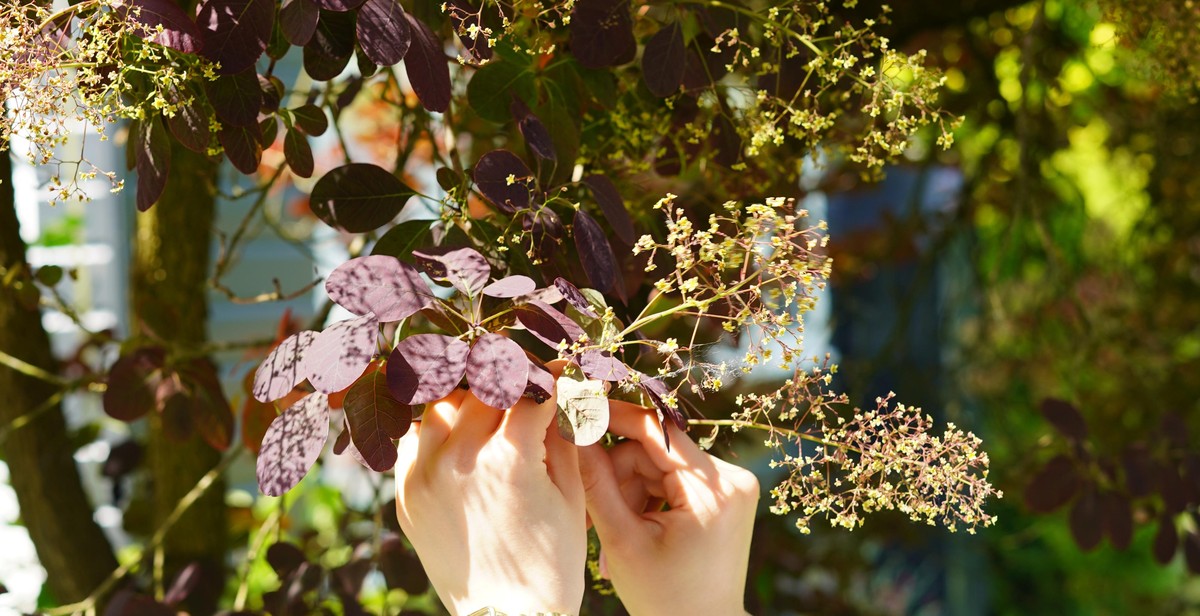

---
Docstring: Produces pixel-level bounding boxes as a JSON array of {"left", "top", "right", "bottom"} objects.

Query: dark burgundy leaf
[
  {"left": 1161, "top": 466, "right": 1189, "bottom": 514},
  {"left": 102, "top": 440, "right": 144, "bottom": 479},
  {"left": 525, "top": 360, "right": 554, "bottom": 403},
  {"left": 314, "top": 0, "right": 366, "bottom": 11},
  {"left": 326, "top": 255, "right": 433, "bottom": 321},
  {"left": 103, "top": 347, "right": 166, "bottom": 421},
  {"left": 304, "top": 10, "right": 357, "bottom": 80},
  {"left": 522, "top": 207, "right": 564, "bottom": 258},
  {"left": 310, "top": 163, "right": 414, "bottom": 233},
  {"left": 242, "top": 395, "right": 276, "bottom": 455},
  {"left": 357, "top": 0, "right": 411, "bottom": 66},
  {"left": 206, "top": 69, "right": 262, "bottom": 128},
  {"left": 266, "top": 542, "right": 308, "bottom": 578},
  {"left": 573, "top": 209, "right": 618, "bottom": 294},
  {"left": 553, "top": 277, "right": 598, "bottom": 318},
  {"left": 290, "top": 104, "right": 329, "bottom": 136},
  {"left": 1186, "top": 531, "right": 1200, "bottom": 574},
  {"left": 163, "top": 562, "right": 201, "bottom": 606},
  {"left": 371, "top": 219, "right": 434, "bottom": 260},
  {"left": 583, "top": 174, "right": 635, "bottom": 246},
  {"left": 387, "top": 334, "right": 470, "bottom": 404},
  {"left": 1069, "top": 488, "right": 1103, "bottom": 551},
  {"left": 197, "top": 0, "right": 274, "bottom": 75},
  {"left": 1023, "top": 454, "right": 1080, "bottom": 513},
  {"left": 482, "top": 275, "right": 535, "bottom": 298},
  {"left": 259, "top": 74, "right": 283, "bottom": 112},
  {"left": 446, "top": 0, "right": 491, "bottom": 61},
  {"left": 436, "top": 167, "right": 462, "bottom": 192},
  {"left": 642, "top": 22, "right": 685, "bottom": 97},
  {"left": 403, "top": 14, "right": 451, "bottom": 113},
  {"left": 1121, "top": 444, "right": 1155, "bottom": 497},
  {"left": 1040, "top": 397, "right": 1087, "bottom": 441},
  {"left": 510, "top": 99, "right": 556, "bottom": 160},
  {"left": 184, "top": 358, "right": 235, "bottom": 451},
  {"left": 357, "top": 43, "right": 380, "bottom": 78},
  {"left": 253, "top": 331, "right": 318, "bottom": 402},
  {"left": 514, "top": 299, "right": 586, "bottom": 350},
  {"left": 256, "top": 393, "right": 330, "bottom": 496},
  {"left": 166, "top": 98, "right": 210, "bottom": 154},
  {"left": 333, "top": 418, "right": 351, "bottom": 454},
  {"left": 344, "top": 368, "right": 412, "bottom": 471},
  {"left": 302, "top": 315, "right": 379, "bottom": 394},
  {"left": 104, "top": 591, "right": 176, "bottom": 616},
  {"left": 267, "top": 13, "right": 291, "bottom": 59},
  {"left": 570, "top": 0, "right": 635, "bottom": 69},
  {"left": 579, "top": 350, "right": 629, "bottom": 382},
  {"left": 281, "top": 0, "right": 320, "bottom": 45},
  {"left": 1153, "top": 515, "right": 1178, "bottom": 564},
  {"left": 260, "top": 116, "right": 279, "bottom": 146},
  {"left": 473, "top": 150, "right": 534, "bottom": 214},
  {"left": 336, "top": 74, "right": 365, "bottom": 110},
  {"left": 128, "top": 0, "right": 204, "bottom": 53},
  {"left": 160, "top": 391, "right": 195, "bottom": 441},
  {"left": 135, "top": 118, "right": 170, "bottom": 213},
  {"left": 1100, "top": 491, "right": 1132, "bottom": 550},
  {"left": 379, "top": 535, "right": 429, "bottom": 595},
  {"left": 218, "top": 124, "right": 263, "bottom": 174},
  {"left": 637, "top": 372, "right": 686, "bottom": 431},
  {"left": 411, "top": 246, "right": 492, "bottom": 295},
  {"left": 284, "top": 129, "right": 314, "bottom": 178},
  {"left": 466, "top": 334, "right": 528, "bottom": 410}
]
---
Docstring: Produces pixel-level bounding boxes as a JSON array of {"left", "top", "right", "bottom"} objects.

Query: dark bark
[
  {"left": 130, "top": 142, "right": 227, "bottom": 614},
  {"left": 0, "top": 153, "right": 119, "bottom": 602}
]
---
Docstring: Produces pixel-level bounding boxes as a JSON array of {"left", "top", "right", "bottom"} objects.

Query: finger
[
  {"left": 578, "top": 443, "right": 645, "bottom": 543},
  {"left": 445, "top": 390, "right": 504, "bottom": 449},
  {"left": 499, "top": 387, "right": 558, "bottom": 448},
  {"left": 609, "top": 440, "right": 665, "bottom": 512},
  {"left": 394, "top": 422, "right": 421, "bottom": 529},
  {"left": 543, "top": 419, "right": 582, "bottom": 502},
  {"left": 606, "top": 399, "right": 706, "bottom": 471},
  {"left": 416, "top": 389, "right": 463, "bottom": 462}
]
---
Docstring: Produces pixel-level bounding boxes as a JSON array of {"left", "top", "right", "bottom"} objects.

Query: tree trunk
[
  {"left": 130, "top": 142, "right": 227, "bottom": 613},
  {"left": 0, "top": 153, "right": 119, "bottom": 602}
]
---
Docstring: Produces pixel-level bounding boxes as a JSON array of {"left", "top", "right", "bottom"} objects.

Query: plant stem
[{"left": 688, "top": 418, "right": 860, "bottom": 454}]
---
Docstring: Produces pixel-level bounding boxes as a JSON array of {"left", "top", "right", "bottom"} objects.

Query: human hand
[
  {"left": 394, "top": 385, "right": 586, "bottom": 615},
  {"left": 578, "top": 400, "right": 759, "bottom": 616}
]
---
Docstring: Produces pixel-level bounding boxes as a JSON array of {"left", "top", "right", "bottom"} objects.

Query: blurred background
[{"left": 2, "top": 0, "right": 1200, "bottom": 614}]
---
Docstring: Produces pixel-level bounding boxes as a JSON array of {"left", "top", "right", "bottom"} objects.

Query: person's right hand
[{"left": 577, "top": 400, "right": 759, "bottom": 616}]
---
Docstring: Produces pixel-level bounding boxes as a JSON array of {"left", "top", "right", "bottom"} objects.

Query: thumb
[{"left": 578, "top": 444, "right": 642, "bottom": 542}]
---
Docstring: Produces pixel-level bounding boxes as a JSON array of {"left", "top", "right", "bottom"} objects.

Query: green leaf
[
  {"left": 467, "top": 60, "right": 536, "bottom": 123},
  {"left": 371, "top": 220, "right": 435, "bottom": 261}
]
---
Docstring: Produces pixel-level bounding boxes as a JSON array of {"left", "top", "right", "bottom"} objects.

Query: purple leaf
[
  {"left": 1040, "top": 397, "right": 1087, "bottom": 442},
  {"left": 259, "top": 116, "right": 279, "bottom": 146},
  {"left": 403, "top": 14, "right": 451, "bottom": 113},
  {"left": 253, "top": 330, "right": 319, "bottom": 402},
  {"left": 524, "top": 360, "right": 554, "bottom": 403},
  {"left": 127, "top": 0, "right": 204, "bottom": 54},
  {"left": 642, "top": 22, "right": 685, "bottom": 97},
  {"left": 553, "top": 277, "right": 598, "bottom": 318},
  {"left": 583, "top": 174, "right": 635, "bottom": 245},
  {"left": 303, "top": 9, "right": 357, "bottom": 80},
  {"left": 205, "top": 69, "right": 262, "bottom": 128},
  {"left": 573, "top": 209, "right": 619, "bottom": 294},
  {"left": 103, "top": 347, "right": 166, "bottom": 421},
  {"left": 259, "top": 73, "right": 283, "bottom": 112},
  {"left": 256, "top": 392, "right": 330, "bottom": 496},
  {"left": 284, "top": 129, "right": 314, "bottom": 178},
  {"left": 1024, "top": 454, "right": 1080, "bottom": 513},
  {"left": 266, "top": 542, "right": 307, "bottom": 578},
  {"left": 314, "top": 0, "right": 366, "bottom": 11},
  {"left": 197, "top": 0, "right": 274, "bottom": 75},
  {"left": 1153, "top": 515, "right": 1178, "bottom": 564},
  {"left": 357, "top": 0, "right": 411, "bottom": 66},
  {"left": 218, "top": 123, "right": 263, "bottom": 174},
  {"left": 105, "top": 591, "right": 176, "bottom": 616},
  {"left": 310, "top": 163, "right": 414, "bottom": 233},
  {"left": 446, "top": 0, "right": 492, "bottom": 61},
  {"left": 333, "top": 417, "right": 351, "bottom": 455},
  {"left": 570, "top": 0, "right": 635, "bottom": 69},
  {"left": 166, "top": 97, "right": 211, "bottom": 154},
  {"left": 637, "top": 371, "right": 686, "bottom": 431},
  {"left": 181, "top": 358, "right": 235, "bottom": 451},
  {"left": 302, "top": 315, "right": 379, "bottom": 394},
  {"left": 473, "top": 150, "right": 534, "bottom": 214},
  {"left": 466, "top": 334, "right": 529, "bottom": 410},
  {"left": 522, "top": 207, "right": 565, "bottom": 259},
  {"left": 163, "top": 562, "right": 201, "bottom": 606},
  {"left": 579, "top": 350, "right": 628, "bottom": 382},
  {"left": 386, "top": 334, "right": 470, "bottom": 404},
  {"left": 135, "top": 118, "right": 170, "bottom": 213},
  {"left": 326, "top": 255, "right": 433, "bottom": 322},
  {"left": 1070, "top": 488, "right": 1103, "bottom": 551},
  {"left": 343, "top": 368, "right": 412, "bottom": 471},
  {"left": 511, "top": 99, "right": 555, "bottom": 160},
  {"left": 514, "top": 299, "right": 585, "bottom": 350},
  {"left": 290, "top": 104, "right": 329, "bottom": 136},
  {"left": 280, "top": 0, "right": 320, "bottom": 45},
  {"left": 482, "top": 275, "right": 536, "bottom": 298},
  {"left": 411, "top": 246, "right": 492, "bottom": 295}
]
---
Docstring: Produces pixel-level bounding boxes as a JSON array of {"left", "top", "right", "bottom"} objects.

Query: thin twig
[{"left": 0, "top": 348, "right": 67, "bottom": 385}]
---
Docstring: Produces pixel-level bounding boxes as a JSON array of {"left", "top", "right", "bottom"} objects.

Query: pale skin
[{"left": 394, "top": 373, "right": 758, "bottom": 616}]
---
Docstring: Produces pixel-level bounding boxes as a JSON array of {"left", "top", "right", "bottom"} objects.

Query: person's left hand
[{"left": 394, "top": 382, "right": 586, "bottom": 616}]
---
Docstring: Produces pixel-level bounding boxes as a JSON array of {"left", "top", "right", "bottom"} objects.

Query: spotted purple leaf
[
  {"left": 357, "top": 0, "right": 411, "bottom": 66},
  {"left": 579, "top": 350, "right": 628, "bottom": 382},
  {"left": 386, "top": 334, "right": 470, "bottom": 404},
  {"left": 411, "top": 246, "right": 492, "bottom": 295},
  {"left": 135, "top": 118, "right": 170, "bottom": 213},
  {"left": 256, "top": 392, "right": 330, "bottom": 496},
  {"left": 126, "top": 0, "right": 205, "bottom": 54},
  {"left": 553, "top": 277, "right": 598, "bottom": 318},
  {"left": 197, "top": 0, "right": 273, "bottom": 75},
  {"left": 325, "top": 255, "right": 433, "bottom": 322},
  {"left": 280, "top": 0, "right": 320, "bottom": 45},
  {"left": 253, "top": 330, "right": 319, "bottom": 402},
  {"left": 403, "top": 14, "right": 451, "bottom": 112},
  {"left": 573, "top": 209, "right": 619, "bottom": 294},
  {"left": 525, "top": 360, "right": 554, "bottom": 403},
  {"left": 514, "top": 299, "right": 585, "bottom": 350},
  {"left": 466, "top": 334, "right": 528, "bottom": 410},
  {"left": 302, "top": 315, "right": 379, "bottom": 394}
]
